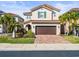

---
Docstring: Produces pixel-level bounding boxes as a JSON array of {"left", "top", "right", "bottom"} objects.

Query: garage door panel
[{"left": 36, "top": 26, "right": 56, "bottom": 35}]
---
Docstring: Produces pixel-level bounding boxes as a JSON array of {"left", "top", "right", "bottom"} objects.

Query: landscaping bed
[
  {"left": 64, "top": 35, "right": 79, "bottom": 44},
  {"left": 0, "top": 36, "right": 35, "bottom": 44}
]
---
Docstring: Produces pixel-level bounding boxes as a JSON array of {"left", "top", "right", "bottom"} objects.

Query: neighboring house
[
  {"left": 0, "top": 10, "right": 5, "bottom": 33},
  {"left": 5, "top": 13, "right": 24, "bottom": 23},
  {"left": 64, "top": 8, "right": 79, "bottom": 35},
  {"left": 0, "top": 13, "right": 24, "bottom": 33},
  {"left": 68, "top": 8, "right": 79, "bottom": 25},
  {"left": 23, "top": 4, "right": 61, "bottom": 35}
]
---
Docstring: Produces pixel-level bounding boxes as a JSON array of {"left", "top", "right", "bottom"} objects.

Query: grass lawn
[
  {"left": 0, "top": 36, "right": 35, "bottom": 44},
  {"left": 64, "top": 35, "right": 79, "bottom": 44}
]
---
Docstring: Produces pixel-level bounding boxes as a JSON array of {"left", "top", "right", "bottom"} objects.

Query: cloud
[
  {"left": 0, "top": 1, "right": 79, "bottom": 19},
  {"left": 0, "top": 1, "right": 32, "bottom": 20},
  {"left": 0, "top": 1, "right": 28, "bottom": 10},
  {"left": 54, "top": 2, "right": 79, "bottom": 13}
]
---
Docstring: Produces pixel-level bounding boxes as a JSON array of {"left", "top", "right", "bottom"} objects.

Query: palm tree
[
  {"left": 0, "top": 13, "right": 23, "bottom": 38},
  {"left": 59, "top": 12, "right": 71, "bottom": 35},
  {"left": 10, "top": 22, "right": 22, "bottom": 38},
  {"left": 1, "top": 13, "right": 16, "bottom": 33},
  {"left": 59, "top": 9, "right": 79, "bottom": 35}
]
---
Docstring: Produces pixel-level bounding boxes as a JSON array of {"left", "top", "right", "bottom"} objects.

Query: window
[
  {"left": 38, "top": 11, "right": 46, "bottom": 18},
  {"left": 26, "top": 16, "right": 31, "bottom": 19},
  {"left": 52, "top": 11, "right": 56, "bottom": 17}
]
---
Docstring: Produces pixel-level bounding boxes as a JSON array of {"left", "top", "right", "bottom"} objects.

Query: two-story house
[
  {"left": 0, "top": 10, "right": 5, "bottom": 33},
  {"left": 24, "top": 4, "right": 61, "bottom": 35}
]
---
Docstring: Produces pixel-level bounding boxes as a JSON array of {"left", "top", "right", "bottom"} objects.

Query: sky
[{"left": 0, "top": 1, "right": 79, "bottom": 19}]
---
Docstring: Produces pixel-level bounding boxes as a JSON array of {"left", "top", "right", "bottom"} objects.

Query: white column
[
  {"left": 56, "top": 24, "right": 60, "bottom": 35},
  {"left": 31, "top": 25, "right": 35, "bottom": 34}
]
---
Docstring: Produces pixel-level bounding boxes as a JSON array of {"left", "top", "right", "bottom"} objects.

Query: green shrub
[
  {"left": 16, "top": 28, "right": 27, "bottom": 38},
  {"left": 0, "top": 36, "right": 34, "bottom": 43},
  {"left": 27, "top": 30, "right": 35, "bottom": 38}
]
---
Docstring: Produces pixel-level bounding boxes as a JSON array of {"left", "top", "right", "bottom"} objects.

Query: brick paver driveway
[{"left": 34, "top": 35, "right": 70, "bottom": 44}]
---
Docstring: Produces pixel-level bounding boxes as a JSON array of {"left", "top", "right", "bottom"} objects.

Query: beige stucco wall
[
  {"left": 24, "top": 23, "right": 60, "bottom": 35},
  {"left": 77, "top": 19, "right": 79, "bottom": 24},
  {"left": 31, "top": 8, "right": 52, "bottom": 20},
  {"left": 31, "top": 8, "right": 60, "bottom": 20},
  {"left": 24, "top": 8, "right": 60, "bottom": 22},
  {"left": 53, "top": 10, "right": 60, "bottom": 20},
  {"left": 24, "top": 16, "right": 31, "bottom": 21},
  {"left": 24, "top": 8, "right": 61, "bottom": 35},
  {"left": 24, "top": 22, "right": 32, "bottom": 31}
]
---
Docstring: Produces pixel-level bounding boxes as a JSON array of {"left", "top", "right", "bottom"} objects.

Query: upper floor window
[
  {"left": 38, "top": 11, "right": 46, "bottom": 18},
  {"left": 52, "top": 11, "right": 56, "bottom": 17},
  {"left": 26, "top": 16, "right": 31, "bottom": 19}
]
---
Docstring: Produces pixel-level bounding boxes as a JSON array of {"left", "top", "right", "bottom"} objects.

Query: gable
[
  {"left": 24, "top": 4, "right": 60, "bottom": 16},
  {"left": 31, "top": 4, "right": 60, "bottom": 12}
]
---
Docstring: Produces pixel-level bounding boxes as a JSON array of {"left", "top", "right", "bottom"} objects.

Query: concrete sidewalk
[{"left": 0, "top": 44, "right": 79, "bottom": 51}]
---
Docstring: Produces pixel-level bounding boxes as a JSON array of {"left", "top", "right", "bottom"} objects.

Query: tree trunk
[
  {"left": 12, "top": 29, "right": 16, "bottom": 38},
  {"left": 3, "top": 24, "right": 7, "bottom": 33},
  {"left": 65, "top": 21, "right": 70, "bottom": 35}
]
